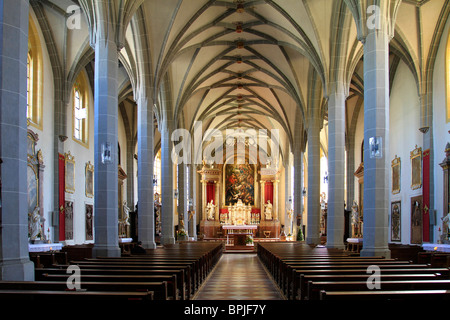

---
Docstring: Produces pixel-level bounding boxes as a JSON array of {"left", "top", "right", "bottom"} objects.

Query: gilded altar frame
[
  {"left": 391, "top": 155, "right": 401, "bottom": 194},
  {"left": 65, "top": 151, "right": 75, "bottom": 193},
  {"left": 410, "top": 145, "right": 422, "bottom": 190}
]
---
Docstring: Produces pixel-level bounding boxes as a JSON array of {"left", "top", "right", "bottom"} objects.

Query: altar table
[
  {"left": 28, "top": 243, "right": 63, "bottom": 252},
  {"left": 422, "top": 243, "right": 450, "bottom": 253},
  {"left": 222, "top": 225, "right": 258, "bottom": 246}
]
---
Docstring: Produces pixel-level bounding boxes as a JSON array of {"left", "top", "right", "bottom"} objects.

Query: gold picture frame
[
  {"left": 85, "top": 161, "right": 94, "bottom": 198},
  {"left": 391, "top": 155, "right": 401, "bottom": 194},
  {"left": 65, "top": 151, "right": 75, "bottom": 193},
  {"left": 410, "top": 145, "right": 422, "bottom": 190}
]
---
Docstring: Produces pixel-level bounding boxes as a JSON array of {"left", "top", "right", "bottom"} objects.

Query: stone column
[
  {"left": 0, "top": 0, "right": 35, "bottom": 280},
  {"left": 188, "top": 163, "right": 197, "bottom": 240},
  {"left": 326, "top": 86, "right": 346, "bottom": 249},
  {"left": 306, "top": 115, "right": 321, "bottom": 245},
  {"left": 136, "top": 94, "right": 156, "bottom": 248},
  {"left": 260, "top": 180, "right": 265, "bottom": 220},
  {"left": 178, "top": 163, "right": 188, "bottom": 233},
  {"left": 273, "top": 179, "right": 279, "bottom": 221},
  {"left": 91, "top": 22, "right": 121, "bottom": 258},
  {"left": 360, "top": 19, "right": 393, "bottom": 259},
  {"left": 160, "top": 121, "right": 175, "bottom": 245}
]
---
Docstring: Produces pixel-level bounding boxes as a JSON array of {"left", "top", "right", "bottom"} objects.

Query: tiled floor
[{"left": 194, "top": 253, "right": 285, "bottom": 300}]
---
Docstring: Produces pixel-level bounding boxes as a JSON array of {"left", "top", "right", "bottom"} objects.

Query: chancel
[{"left": 1, "top": 0, "right": 450, "bottom": 304}]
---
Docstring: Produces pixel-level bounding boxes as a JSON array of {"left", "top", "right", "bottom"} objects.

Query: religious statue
[
  {"left": 28, "top": 206, "right": 42, "bottom": 240},
  {"left": 351, "top": 201, "right": 360, "bottom": 237},
  {"left": 119, "top": 201, "right": 131, "bottom": 237},
  {"left": 264, "top": 200, "right": 273, "bottom": 220},
  {"left": 441, "top": 212, "right": 450, "bottom": 242},
  {"left": 206, "top": 200, "right": 216, "bottom": 220}
]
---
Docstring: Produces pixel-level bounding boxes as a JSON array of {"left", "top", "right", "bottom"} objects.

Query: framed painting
[
  {"left": 391, "top": 201, "right": 401, "bottom": 242},
  {"left": 410, "top": 196, "right": 423, "bottom": 244},
  {"left": 410, "top": 145, "right": 422, "bottom": 190},
  {"left": 85, "top": 203, "right": 93, "bottom": 241},
  {"left": 224, "top": 162, "right": 255, "bottom": 206},
  {"left": 391, "top": 155, "right": 400, "bottom": 194},
  {"left": 65, "top": 151, "right": 75, "bottom": 193},
  {"left": 85, "top": 161, "right": 94, "bottom": 198}
]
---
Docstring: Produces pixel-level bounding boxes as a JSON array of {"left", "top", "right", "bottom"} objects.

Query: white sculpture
[
  {"left": 206, "top": 200, "right": 216, "bottom": 220},
  {"left": 29, "top": 206, "right": 42, "bottom": 240},
  {"left": 264, "top": 200, "right": 273, "bottom": 220}
]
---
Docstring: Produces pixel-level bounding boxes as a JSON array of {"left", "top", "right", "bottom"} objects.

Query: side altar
[{"left": 198, "top": 161, "right": 280, "bottom": 239}]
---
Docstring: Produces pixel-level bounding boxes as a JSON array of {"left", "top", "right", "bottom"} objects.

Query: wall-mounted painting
[
  {"left": 391, "top": 201, "right": 401, "bottom": 242},
  {"left": 85, "top": 161, "right": 94, "bottom": 198},
  {"left": 65, "top": 151, "right": 75, "bottom": 193},
  {"left": 85, "top": 203, "right": 93, "bottom": 241},
  {"left": 225, "top": 162, "right": 255, "bottom": 206},
  {"left": 411, "top": 196, "right": 423, "bottom": 244},
  {"left": 65, "top": 200, "right": 73, "bottom": 240},
  {"left": 410, "top": 145, "right": 422, "bottom": 190},
  {"left": 391, "top": 155, "right": 400, "bottom": 194}
]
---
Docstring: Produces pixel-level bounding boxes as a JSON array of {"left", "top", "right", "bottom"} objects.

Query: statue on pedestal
[
  {"left": 206, "top": 200, "right": 216, "bottom": 220},
  {"left": 264, "top": 200, "right": 273, "bottom": 220},
  {"left": 28, "top": 206, "right": 42, "bottom": 240},
  {"left": 351, "top": 201, "right": 360, "bottom": 237}
]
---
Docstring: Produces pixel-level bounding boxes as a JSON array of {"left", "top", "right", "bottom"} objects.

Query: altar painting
[{"left": 225, "top": 163, "right": 255, "bottom": 206}]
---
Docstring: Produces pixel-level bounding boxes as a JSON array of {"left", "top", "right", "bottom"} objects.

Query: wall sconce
[
  {"left": 302, "top": 188, "right": 307, "bottom": 197},
  {"left": 323, "top": 171, "right": 328, "bottom": 184},
  {"left": 174, "top": 189, "right": 179, "bottom": 199}
]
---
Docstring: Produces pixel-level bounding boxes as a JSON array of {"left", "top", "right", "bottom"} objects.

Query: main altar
[{"left": 198, "top": 161, "right": 281, "bottom": 241}]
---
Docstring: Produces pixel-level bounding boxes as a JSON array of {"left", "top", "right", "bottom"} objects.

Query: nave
[{"left": 193, "top": 253, "right": 284, "bottom": 300}]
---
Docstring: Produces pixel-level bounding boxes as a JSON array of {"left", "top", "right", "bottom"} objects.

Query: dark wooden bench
[
  {"left": 0, "top": 280, "right": 168, "bottom": 300},
  {"left": 307, "top": 279, "right": 450, "bottom": 300},
  {"left": 39, "top": 273, "right": 179, "bottom": 300},
  {"left": 72, "top": 259, "right": 198, "bottom": 293},
  {"left": 298, "top": 273, "right": 443, "bottom": 300},
  {"left": 68, "top": 263, "right": 192, "bottom": 297},
  {"left": 35, "top": 267, "right": 188, "bottom": 300},
  {"left": 290, "top": 267, "right": 450, "bottom": 300},
  {"left": 0, "top": 289, "right": 154, "bottom": 301},
  {"left": 320, "top": 289, "right": 450, "bottom": 300}
]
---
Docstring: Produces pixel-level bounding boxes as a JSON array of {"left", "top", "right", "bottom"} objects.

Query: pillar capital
[
  {"left": 79, "top": 0, "right": 144, "bottom": 49},
  {"left": 344, "top": 0, "right": 401, "bottom": 43}
]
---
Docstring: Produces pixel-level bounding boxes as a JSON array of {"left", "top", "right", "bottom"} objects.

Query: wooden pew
[
  {"left": 68, "top": 263, "right": 192, "bottom": 297},
  {"left": 0, "top": 280, "right": 167, "bottom": 300},
  {"left": 290, "top": 267, "right": 449, "bottom": 300},
  {"left": 298, "top": 273, "right": 443, "bottom": 300},
  {"left": 0, "top": 289, "right": 154, "bottom": 301},
  {"left": 320, "top": 289, "right": 450, "bottom": 300},
  {"left": 39, "top": 273, "right": 179, "bottom": 300},
  {"left": 307, "top": 279, "right": 450, "bottom": 300},
  {"left": 72, "top": 259, "right": 198, "bottom": 293},
  {"left": 35, "top": 267, "right": 188, "bottom": 300}
]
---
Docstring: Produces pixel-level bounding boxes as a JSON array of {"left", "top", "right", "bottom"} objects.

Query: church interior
[{"left": 1, "top": 0, "right": 450, "bottom": 304}]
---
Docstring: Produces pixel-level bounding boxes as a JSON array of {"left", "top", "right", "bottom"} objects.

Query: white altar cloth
[
  {"left": 422, "top": 243, "right": 450, "bottom": 253},
  {"left": 28, "top": 243, "right": 63, "bottom": 252},
  {"left": 222, "top": 224, "right": 258, "bottom": 230}
]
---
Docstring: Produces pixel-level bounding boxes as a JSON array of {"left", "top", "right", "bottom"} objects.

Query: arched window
[
  {"left": 27, "top": 16, "right": 43, "bottom": 129},
  {"left": 72, "top": 71, "right": 89, "bottom": 147}
]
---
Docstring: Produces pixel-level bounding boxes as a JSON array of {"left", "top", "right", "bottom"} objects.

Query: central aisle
[{"left": 194, "top": 253, "right": 285, "bottom": 300}]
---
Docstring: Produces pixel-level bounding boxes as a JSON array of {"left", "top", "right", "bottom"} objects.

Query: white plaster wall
[
  {"left": 389, "top": 60, "right": 422, "bottom": 244},
  {"left": 433, "top": 17, "right": 450, "bottom": 242},
  {"left": 64, "top": 69, "right": 94, "bottom": 245},
  {"left": 29, "top": 11, "right": 55, "bottom": 242}
]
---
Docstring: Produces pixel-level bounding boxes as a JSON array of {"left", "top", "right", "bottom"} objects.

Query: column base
[
  {"left": 305, "top": 236, "right": 321, "bottom": 246},
  {"left": 161, "top": 236, "right": 176, "bottom": 245},
  {"left": 141, "top": 240, "right": 157, "bottom": 249},
  {"left": 360, "top": 247, "right": 391, "bottom": 259},
  {"left": 326, "top": 243, "right": 346, "bottom": 250},
  {"left": 92, "top": 245, "right": 121, "bottom": 258},
  {"left": 0, "top": 259, "right": 35, "bottom": 281}
]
